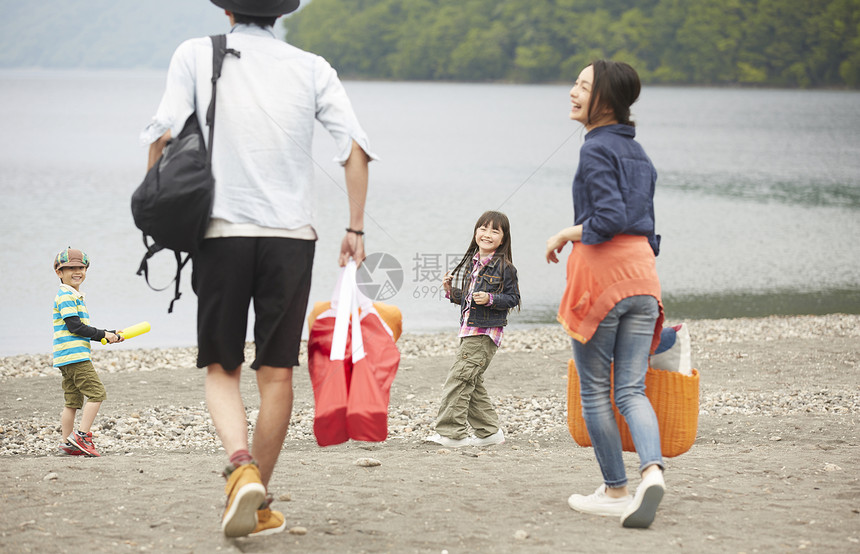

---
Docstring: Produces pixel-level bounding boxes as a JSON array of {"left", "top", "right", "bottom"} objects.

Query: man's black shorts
[{"left": 195, "top": 237, "right": 315, "bottom": 371}]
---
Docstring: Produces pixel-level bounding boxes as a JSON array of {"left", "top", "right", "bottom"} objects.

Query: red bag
[
  {"left": 307, "top": 314, "right": 350, "bottom": 446},
  {"left": 307, "top": 261, "right": 400, "bottom": 446}
]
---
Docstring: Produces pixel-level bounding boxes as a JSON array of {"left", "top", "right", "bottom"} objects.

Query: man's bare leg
[
  {"left": 205, "top": 363, "right": 249, "bottom": 456},
  {"left": 251, "top": 365, "right": 294, "bottom": 488}
]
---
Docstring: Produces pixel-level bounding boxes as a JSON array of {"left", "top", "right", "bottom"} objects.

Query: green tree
[
  {"left": 283, "top": 0, "right": 860, "bottom": 87},
  {"left": 383, "top": 0, "right": 441, "bottom": 80},
  {"left": 558, "top": 9, "right": 614, "bottom": 80},
  {"left": 841, "top": 10, "right": 860, "bottom": 86},
  {"left": 808, "top": 0, "right": 860, "bottom": 85},
  {"left": 675, "top": 0, "right": 745, "bottom": 83},
  {"left": 740, "top": 0, "right": 838, "bottom": 86},
  {"left": 448, "top": 22, "right": 515, "bottom": 80}
]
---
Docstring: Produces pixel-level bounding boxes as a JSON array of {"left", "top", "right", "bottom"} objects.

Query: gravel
[
  {"left": 1, "top": 314, "right": 857, "bottom": 457},
  {"left": 7, "top": 313, "right": 858, "bottom": 380}
]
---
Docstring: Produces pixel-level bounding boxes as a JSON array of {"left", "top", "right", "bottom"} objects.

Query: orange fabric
[
  {"left": 557, "top": 234, "right": 664, "bottom": 352},
  {"left": 567, "top": 359, "right": 699, "bottom": 458},
  {"left": 308, "top": 301, "right": 402, "bottom": 342}
]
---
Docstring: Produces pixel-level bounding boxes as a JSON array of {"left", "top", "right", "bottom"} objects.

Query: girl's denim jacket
[{"left": 449, "top": 257, "right": 520, "bottom": 327}]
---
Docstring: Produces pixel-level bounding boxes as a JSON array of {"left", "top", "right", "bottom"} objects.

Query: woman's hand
[
  {"left": 546, "top": 233, "right": 568, "bottom": 264},
  {"left": 546, "top": 225, "right": 584, "bottom": 264}
]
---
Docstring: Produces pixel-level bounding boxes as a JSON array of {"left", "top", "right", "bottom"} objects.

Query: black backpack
[{"left": 132, "top": 35, "right": 239, "bottom": 312}]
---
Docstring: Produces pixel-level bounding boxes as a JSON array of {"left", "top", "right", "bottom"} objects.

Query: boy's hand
[{"left": 104, "top": 331, "right": 123, "bottom": 344}]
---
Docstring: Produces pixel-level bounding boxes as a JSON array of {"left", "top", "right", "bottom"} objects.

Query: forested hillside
[{"left": 283, "top": 0, "right": 860, "bottom": 87}]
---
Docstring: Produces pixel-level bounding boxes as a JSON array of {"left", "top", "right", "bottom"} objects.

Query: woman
[{"left": 546, "top": 60, "right": 665, "bottom": 529}]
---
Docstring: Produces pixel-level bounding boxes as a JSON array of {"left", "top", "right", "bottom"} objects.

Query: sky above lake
[{"left": 0, "top": 0, "right": 291, "bottom": 69}]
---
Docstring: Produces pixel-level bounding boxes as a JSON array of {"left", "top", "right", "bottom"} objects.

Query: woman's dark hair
[
  {"left": 233, "top": 12, "right": 278, "bottom": 28},
  {"left": 587, "top": 60, "right": 642, "bottom": 127},
  {"left": 449, "top": 210, "right": 520, "bottom": 310}
]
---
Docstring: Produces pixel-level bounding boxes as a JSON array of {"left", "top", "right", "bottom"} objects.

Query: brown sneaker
[
  {"left": 221, "top": 463, "right": 266, "bottom": 538},
  {"left": 250, "top": 507, "right": 287, "bottom": 536}
]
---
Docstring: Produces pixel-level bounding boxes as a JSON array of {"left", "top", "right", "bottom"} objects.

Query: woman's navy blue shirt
[{"left": 573, "top": 124, "right": 660, "bottom": 255}]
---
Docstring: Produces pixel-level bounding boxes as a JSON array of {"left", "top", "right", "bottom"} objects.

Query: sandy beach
[{"left": 0, "top": 314, "right": 858, "bottom": 553}]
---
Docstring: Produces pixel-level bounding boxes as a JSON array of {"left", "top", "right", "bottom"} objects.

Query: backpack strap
[
  {"left": 167, "top": 251, "right": 192, "bottom": 314},
  {"left": 206, "top": 34, "right": 240, "bottom": 164},
  {"left": 135, "top": 234, "right": 192, "bottom": 314}
]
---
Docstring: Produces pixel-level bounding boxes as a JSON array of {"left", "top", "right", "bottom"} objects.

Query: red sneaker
[
  {"left": 68, "top": 431, "right": 101, "bottom": 457},
  {"left": 58, "top": 442, "right": 84, "bottom": 456}
]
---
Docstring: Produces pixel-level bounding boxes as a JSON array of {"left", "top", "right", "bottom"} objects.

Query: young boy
[{"left": 52, "top": 247, "right": 122, "bottom": 457}]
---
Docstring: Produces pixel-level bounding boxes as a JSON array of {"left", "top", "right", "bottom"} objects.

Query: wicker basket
[{"left": 567, "top": 359, "right": 699, "bottom": 458}]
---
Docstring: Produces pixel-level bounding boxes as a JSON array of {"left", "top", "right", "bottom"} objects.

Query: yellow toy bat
[{"left": 101, "top": 321, "right": 151, "bottom": 345}]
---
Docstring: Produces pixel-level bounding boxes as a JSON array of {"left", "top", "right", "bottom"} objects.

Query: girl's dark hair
[
  {"left": 587, "top": 60, "right": 642, "bottom": 128},
  {"left": 233, "top": 12, "right": 278, "bottom": 28},
  {"left": 450, "top": 210, "right": 520, "bottom": 310}
]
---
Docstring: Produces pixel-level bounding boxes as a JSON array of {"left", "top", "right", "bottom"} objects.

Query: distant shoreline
[
  {"left": 4, "top": 304, "right": 858, "bottom": 359},
  {"left": 4, "top": 69, "right": 860, "bottom": 92},
  {"left": 3, "top": 313, "right": 858, "bottom": 380}
]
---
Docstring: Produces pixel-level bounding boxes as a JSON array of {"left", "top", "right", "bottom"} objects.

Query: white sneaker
[
  {"left": 470, "top": 429, "right": 505, "bottom": 447},
  {"left": 621, "top": 470, "right": 665, "bottom": 528},
  {"left": 568, "top": 484, "right": 632, "bottom": 517},
  {"left": 425, "top": 433, "right": 470, "bottom": 448}
]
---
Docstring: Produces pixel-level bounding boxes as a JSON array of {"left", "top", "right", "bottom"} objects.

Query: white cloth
[
  {"left": 141, "top": 24, "right": 377, "bottom": 236},
  {"left": 203, "top": 218, "right": 317, "bottom": 240}
]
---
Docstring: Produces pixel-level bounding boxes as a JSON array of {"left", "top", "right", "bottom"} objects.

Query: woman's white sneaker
[
  {"left": 620, "top": 470, "right": 665, "bottom": 528},
  {"left": 568, "top": 484, "right": 633, "bottom": 517}
]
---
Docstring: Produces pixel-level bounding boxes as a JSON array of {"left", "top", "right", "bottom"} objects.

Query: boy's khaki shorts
[{"left": 59, "top": 360, "right": 107, "bottom": 409}]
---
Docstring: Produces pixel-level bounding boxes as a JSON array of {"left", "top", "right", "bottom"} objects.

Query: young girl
[
  {"left": 426, "top": 210, "right": 521, "bottom": 448},
  {"left": 546, "top": 60, "right": 665, "bottom": 528}
]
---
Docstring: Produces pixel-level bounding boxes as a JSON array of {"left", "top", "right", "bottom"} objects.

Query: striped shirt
[
  {"left": 52, "top": 285, "right": 92, "bottom": 367},
  {"left": 457, "top": 253, "right": 504, "bottom": 347}
]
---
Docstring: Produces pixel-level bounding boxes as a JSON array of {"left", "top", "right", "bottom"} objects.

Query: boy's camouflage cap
[{"left": 54, "top": 247, "right": 90, "bottom": 271}]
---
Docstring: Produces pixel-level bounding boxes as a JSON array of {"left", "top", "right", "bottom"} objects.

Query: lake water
[{"left": 1, "top": 70, "right": 859, "bottom": 356}]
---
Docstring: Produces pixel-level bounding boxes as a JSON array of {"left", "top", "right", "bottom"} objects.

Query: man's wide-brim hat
[{"left": 210, "top": 0, "right": 300, "bottom": 16}]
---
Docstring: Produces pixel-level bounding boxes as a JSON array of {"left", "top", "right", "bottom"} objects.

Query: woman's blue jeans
[{"left": 572, "top": 295, "right": 663, "bottom": 488}]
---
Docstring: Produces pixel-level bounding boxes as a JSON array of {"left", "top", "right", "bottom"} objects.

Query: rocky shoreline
[
  {"left": 1, "top": 314, "right": 858, "bottom": 458},
  {"left": 4, "top": 313, "right": 858, "bottom": 379}
]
